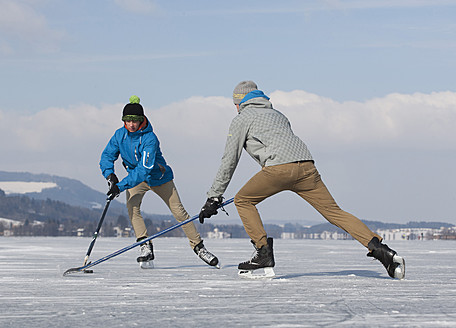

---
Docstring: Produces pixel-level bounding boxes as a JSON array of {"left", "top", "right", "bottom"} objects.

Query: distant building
[
  {"left": 3, "top": 229, "right": 13, "bottom": 237},
  {"left": 123, "top": 227, "right": 133, "bottom": 237},
  {"left": 319, "top": 231, "right": 351, "bottom": 241},
  {"left": 281, "top": 232, "right": 296, "bottom": 239},
  {"left": 376, "top": 228, "right": 438, "bottom": 241},
  {"left": 113, "top": 226, "right": 123, "bottom": 237},
  {"left": 299, "top": 231, "right": 352, "bottom": 241},
  {"left": 112, "top": 226, "right": 134, "bottom": 238},
  {"left": 207, "top": 228, "right": 231, "bottom": 239}
]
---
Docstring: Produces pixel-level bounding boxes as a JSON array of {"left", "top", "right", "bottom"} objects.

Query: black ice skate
[
  {"left": 137, "top": 239, "right": 154, "bottom": 269},
  {"left": 194, "top": 241, "right": 220, "bottom": 268},
  {"left": 238, "top": 237, "right": 275, "bottom": 279},
  {"left": 367, "top": 237, "right": 405, "bottom": 279}
]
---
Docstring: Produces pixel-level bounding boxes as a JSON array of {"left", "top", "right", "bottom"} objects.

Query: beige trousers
[
  {"left": 234, "top": 161, "right": 381, "bottom": 249},
  {"left": 126, "top": 180, "right": 201, "bottom": 248}
]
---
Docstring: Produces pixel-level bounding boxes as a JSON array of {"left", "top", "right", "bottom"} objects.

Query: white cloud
[
  {"left": 270, "top": 90, "right": 456, "bottom": 150},
  {"left": 0, "top": 0, "right": 64, "bottom": 53},
  {"left": 0, "top": 103, "right": 121, "bottom": 188},
  {"left": 7, "top": 103, "right": 120, "bottom": 152},
  {"left": 1, "top": 90, "right": 456, "bottom": 219},
  {"left": 2, "top": 90, "right": 456, "bottom": 169},
  {"left": 149, "top": 96, "right": 235, "bottom": 146}
]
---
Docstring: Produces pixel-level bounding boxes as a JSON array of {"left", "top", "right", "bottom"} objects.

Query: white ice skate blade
[
  {"left": 238, "top": 267, "right": 275, "bottom": 279},
  {"left": 393, "top": 255, "right": 405, "bottom": 280},
  {"left": 139, "top": 260, "right": 154, "bottom": 269}
]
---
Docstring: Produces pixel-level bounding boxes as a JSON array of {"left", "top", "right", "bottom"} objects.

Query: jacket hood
[{"left": 238, "top": 94, "right": 273, "bottom": 113}]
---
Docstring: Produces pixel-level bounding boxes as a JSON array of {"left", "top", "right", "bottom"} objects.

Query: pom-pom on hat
[
  {"left": 122, "top": 95, "right": 144, "bottom": 122},
  {"left": 232, "top": 81, "right": 258, "bottom": 105}
]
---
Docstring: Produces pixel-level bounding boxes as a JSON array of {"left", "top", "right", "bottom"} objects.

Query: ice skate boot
[
  {"left": 137, "top": 239, "right": 154, "bottom": 269},
  {"left": 194, "top": 241, "right": 220, "bottom": 268},
  {"left": 238, "top": 237, "right": 275, "bottom": 279},
  {"left": 367, "top": 237, "right": 405, "bottom": 279}
]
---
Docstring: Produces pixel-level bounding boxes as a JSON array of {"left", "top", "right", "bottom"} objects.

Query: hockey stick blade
[
  {"left": 63, "top": 262, "right": 95, "bottom": 276},
  {"left": 63, "top": 197, "right": 234, "bottom": 276},
  {"left": 63, "top": 266, "right": 87, "bottom": 276}
]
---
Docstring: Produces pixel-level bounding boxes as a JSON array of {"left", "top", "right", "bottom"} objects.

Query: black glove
[
  {"left": 106, "top": 174, "right": 120, "bottom": 200},
  {"left": 107, "top": 184, "right": 120, "bottom": 200},
  {"left": 107, "top": 173, "right": 119, "bottom": 188},
  {"left": 199, "top": 197, "right": 222, "bottom": 223}
]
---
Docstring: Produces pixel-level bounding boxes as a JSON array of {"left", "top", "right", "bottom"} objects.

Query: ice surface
[{"left": 0, "top": 237, "right": 455, "bottom": 327}]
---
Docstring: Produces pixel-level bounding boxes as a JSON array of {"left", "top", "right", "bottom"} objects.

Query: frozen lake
[{"left": 0, "top": 237, "right": 455, "bottom": 327}]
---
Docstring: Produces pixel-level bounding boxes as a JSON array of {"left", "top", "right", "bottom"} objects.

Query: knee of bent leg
[{"left": 234, "top": 192, "right": 248, "bottom": 207}]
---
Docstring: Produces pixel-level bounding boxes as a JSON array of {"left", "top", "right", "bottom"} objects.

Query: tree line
[{"left": 1, "top": 189, "right": 454, "bottom": 239}]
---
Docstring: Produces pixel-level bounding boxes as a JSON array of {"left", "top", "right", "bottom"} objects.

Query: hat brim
[{"left": 122, "top": 115, "right": 144, "bottom": 122}]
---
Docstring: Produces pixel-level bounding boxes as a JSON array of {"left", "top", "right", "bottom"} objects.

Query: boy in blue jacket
[{"left": 100, "top": 96, "right": 218, "bottom": 268}]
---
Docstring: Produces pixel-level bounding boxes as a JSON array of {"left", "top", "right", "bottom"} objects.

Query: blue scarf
[{"left": 239, "top": 90, "right": 270, "bottom": 105}]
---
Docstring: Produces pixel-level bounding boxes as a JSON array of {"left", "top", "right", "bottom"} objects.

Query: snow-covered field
[
  {"left": 0, "top": 181, "right": 58, "bottom": 194},
  {"left": 0, "top": 237, "right": 455, "bottom": 327}
]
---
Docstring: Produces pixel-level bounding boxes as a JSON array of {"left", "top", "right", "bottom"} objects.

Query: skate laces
[
  {"left": 139, "top": 243, "right": 152, "bottom": 257},
  {"left": 244, "top": 246, "right": 261, "bottom": 264},
  {"left": 198, "top": 247, "right": 213, "bottom": 262}
]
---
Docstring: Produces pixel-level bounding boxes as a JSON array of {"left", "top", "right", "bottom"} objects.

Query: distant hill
[
  {"left": 0, "top": 171, "right": 126, "bottom": 212},
  {"left": 0, "top": 171, "right": 177, "bottom": 237},
  {"left": 0, "top": 171, "right": 176, "bottom": 225},
  {"left": 0, "top": 190, "right": 180, "bottom": 237},
  {"left": 0, "top": 171, "right": 453, "bottom": 238},
  {"left": 0, "top": 190, "right": 119, "bottom": 225}
]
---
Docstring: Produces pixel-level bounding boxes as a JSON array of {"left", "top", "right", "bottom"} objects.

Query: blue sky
[
  {"left": 3, "top": 0, "right": 456, "bottom": 110},
  {"left": 1, "top": 0, "right": 456, "bottom": 225}
]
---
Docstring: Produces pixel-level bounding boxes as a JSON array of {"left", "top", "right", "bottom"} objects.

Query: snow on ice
[
  {"left": 0, "top": 237, "right": 455, "bottom": 327},
  {"left": 0, "top": 181, "right": 57, "bottom": 195}
]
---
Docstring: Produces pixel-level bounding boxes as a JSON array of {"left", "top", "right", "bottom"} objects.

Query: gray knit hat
[{"left": 232, "top": 80, "right": 258, "bottom": 105}]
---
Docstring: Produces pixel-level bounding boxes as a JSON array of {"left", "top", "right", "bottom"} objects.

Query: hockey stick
[
  {"left": 63, "top": 197, "right": 234, "bottom": 276},
  {"left": 82, "top": 198, "right": 112, "bottom": 268}
]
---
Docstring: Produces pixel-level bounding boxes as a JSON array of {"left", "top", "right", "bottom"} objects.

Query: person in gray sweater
[{"left": 199, "top": 81, "right": 405, "bottom": 279}]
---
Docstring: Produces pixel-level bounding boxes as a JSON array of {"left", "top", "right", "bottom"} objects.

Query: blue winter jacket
[{"left": 99, "top": 117, "right": 174, "bottom": 192}]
